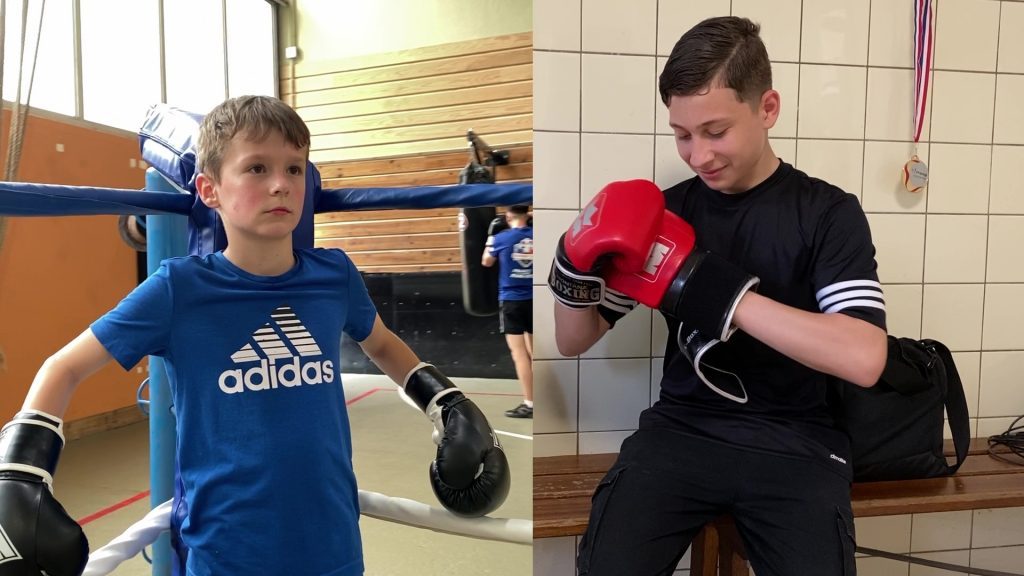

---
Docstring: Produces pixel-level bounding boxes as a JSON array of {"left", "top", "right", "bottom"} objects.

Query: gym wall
[
  {"left": 283, "top": 15, "right": 533, "bottom": 377},
  {"left": 0, "top": 108, "right": 147, "bottom": 436}
]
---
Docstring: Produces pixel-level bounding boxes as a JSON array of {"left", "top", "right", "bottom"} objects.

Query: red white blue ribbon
[{"left": 913, "top": 0, "right": 935, "bottom": 144}]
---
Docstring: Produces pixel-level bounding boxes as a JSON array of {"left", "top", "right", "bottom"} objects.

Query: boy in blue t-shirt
[
  {"left": 0, "top": 96, "right": 510, "bottom": 576},
  {"left": 482, "top": 205, "right": 533, "bottom": 419}
]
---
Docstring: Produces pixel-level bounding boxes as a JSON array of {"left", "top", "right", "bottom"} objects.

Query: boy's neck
[
  {"left": 223, "top": 238, "right": 296, "bottom": 276},
  {"left": 730, "top": 147, "right": 780, "bottom": 194}
]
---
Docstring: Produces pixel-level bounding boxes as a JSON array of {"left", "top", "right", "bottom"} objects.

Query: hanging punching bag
[{"left": 458, "top": 160, "right": 500, "bottom": 317}]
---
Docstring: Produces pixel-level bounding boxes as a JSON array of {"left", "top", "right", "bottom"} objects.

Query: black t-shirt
[{"left": 621, "top": 161, "right": 886, "bottom": 479}]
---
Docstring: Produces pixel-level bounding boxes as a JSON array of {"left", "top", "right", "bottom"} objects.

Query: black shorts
[
  {"left": 577, "top": 429, "right": 856, "bottom": 576},
  {"left": 499, "top": 299, "right": 532, "bottom": 335}
]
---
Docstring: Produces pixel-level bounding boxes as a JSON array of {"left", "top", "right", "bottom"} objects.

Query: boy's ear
[
  {"left": 195, "top": 172, "right": 220, "bottom": 208},
  {"left": 760, "top": 89, "right": 781, "bottom": 130}
]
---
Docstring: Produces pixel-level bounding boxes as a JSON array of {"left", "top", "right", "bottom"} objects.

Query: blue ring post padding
[
  {"left": 315, "top": 182, "right": 532, "bottom": 212},
  {"left": 0, "top": 182, "right": 192, "bottom": 216},
  {"left": 145, "top": 168, "right": 188, "bottom": 576}
]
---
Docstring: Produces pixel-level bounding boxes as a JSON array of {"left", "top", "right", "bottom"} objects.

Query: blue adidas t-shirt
[
  {"left": 91, "top": 248, "right": 377, "bottom": 576},
  {"left": 488, "top": 226, "right": 533, "bottom": 301}
]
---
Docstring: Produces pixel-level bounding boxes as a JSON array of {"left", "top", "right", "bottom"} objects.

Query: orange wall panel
[{"left": 0, "top": 109, "right": 147, "bottom": 422}]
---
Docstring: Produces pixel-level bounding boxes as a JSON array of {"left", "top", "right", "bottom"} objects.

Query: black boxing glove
[
  {"left": 485, "top": 216, "right": 510, "bottom": 253},
  {"left": 677, "top": 324, "right": 748, "bottom": 404},
  {"left": 0, "top": 410, "right": 89, "bottom": 576},
  {"left": 404, "top": 364, "right": 510, "bottom": 517}
]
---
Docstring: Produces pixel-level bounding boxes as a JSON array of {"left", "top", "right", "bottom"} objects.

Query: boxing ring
[{"left": 0, "top": 105, "right": 532, "bottom": 575}]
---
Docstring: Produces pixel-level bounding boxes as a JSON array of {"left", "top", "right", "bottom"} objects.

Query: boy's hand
[
  {"left": 0, "top": 411, "right": 89, "bottom": 576},
  {"left": 404, "top": 364, "right": 510, "bottom": 517}
]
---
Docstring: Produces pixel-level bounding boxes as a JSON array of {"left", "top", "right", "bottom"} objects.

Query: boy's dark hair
[
  {"left": 658, "top": 16, "right": 772, "bottom": 107},
  {"left": 508, "top": 205, "right": 530, "bottom": 216},
  {"left": 197, "top": 95, "right": 311, "bottom": 182}
]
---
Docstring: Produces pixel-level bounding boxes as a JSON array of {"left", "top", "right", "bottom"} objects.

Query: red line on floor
[
  {"left": 376, "top": 389, "right": 522, "bottom": 397},
  {"left": 78, "top": 489, "right": 151, "bottom": 526},
  {"left": 346, "top": 387, "right": 382, "bottom": 405}
]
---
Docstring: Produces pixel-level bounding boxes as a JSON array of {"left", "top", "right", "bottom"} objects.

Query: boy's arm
[
  {"left": 23, "top": 328, "right": 115, "bottom": 416},
  {"left": 482, "top": 228, "right": 500, "bottom": 267},
  {"left": 553, "top": 303, "right": 611, "bottom": 356},
  {"left": 0, "top": 328, "right": 109, "bottom": 575},
  {"left": 733, "top": 292, "right": 887, "bottom": 388},
  {"left": 357, "top": 315, "right": 510, "bottom": 517},
  {"left": 357, "top": 315, "right": 421, "bottom": 382}
]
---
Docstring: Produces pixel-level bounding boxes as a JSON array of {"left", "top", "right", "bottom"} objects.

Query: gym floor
[{"left": 56, "top": 374, "right": 532, "bottom": 575}]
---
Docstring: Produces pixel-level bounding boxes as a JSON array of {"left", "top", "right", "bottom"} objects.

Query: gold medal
[{"left": 902, "top": 155, "right": 928, "bottom": 193}]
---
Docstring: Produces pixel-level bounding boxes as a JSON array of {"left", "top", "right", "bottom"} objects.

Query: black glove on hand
[
  {"left": 0, "top": 410, "right": 89, "bottom": 576},
  {"left": 404, "top": 364, "right": 510, "bottom": 517}
]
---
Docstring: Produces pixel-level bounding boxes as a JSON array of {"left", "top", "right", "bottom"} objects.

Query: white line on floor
[{"left": 494, "top": 430, "right": 532, "bottom": 441}]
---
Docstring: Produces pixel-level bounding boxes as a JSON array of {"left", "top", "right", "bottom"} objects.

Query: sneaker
[{"left": 505, "top": 403, "right": 533, "bottom": 419}]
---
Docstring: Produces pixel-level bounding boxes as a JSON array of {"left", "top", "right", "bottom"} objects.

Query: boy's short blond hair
[{"left": 196, "top": 95, "right": 311, "bottom": 182}]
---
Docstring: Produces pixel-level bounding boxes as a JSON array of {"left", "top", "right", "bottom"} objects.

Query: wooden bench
[{"left": 534, "top": 439, "right": 1024, "bottom": 575}]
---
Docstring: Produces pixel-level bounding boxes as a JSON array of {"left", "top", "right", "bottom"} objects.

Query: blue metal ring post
[{"left": 144, "top": 168, "right": 188, "bottom": 576}]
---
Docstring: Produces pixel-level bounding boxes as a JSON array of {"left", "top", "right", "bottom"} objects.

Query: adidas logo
[
  {"left": 0, "top": 522, "right": 23, "bottom": 566},
  {"left": 218, "top": 306, "right": 335, "bottom": 394}
]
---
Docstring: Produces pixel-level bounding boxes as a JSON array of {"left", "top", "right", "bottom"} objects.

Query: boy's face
[
  {"left": 196, "top": 130, "right": 307, "bottom": 243},
  {"left": 666, "top": 85, "right": 780, "bottom": 193}
]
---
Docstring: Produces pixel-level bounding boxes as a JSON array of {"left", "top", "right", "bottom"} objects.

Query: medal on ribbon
[{"left": 905, "top": 0, "right": 934, "bottom": 193}]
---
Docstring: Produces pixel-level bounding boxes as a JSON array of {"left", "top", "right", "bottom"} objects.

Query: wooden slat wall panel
[
  {"left": 290, "top": 34, "right": 532, "bottom": 273},
  {"left": 285, "top": 47, "right": 532, "bottom": 95},
  {"left": 309, "top": 130, "right": 530, "bottom": 164},
  {"left": 311, "top": 114, "right": 531, "bottom": 151},
  {"left": 314, "top": 216, "right": 460, "bottom": 239},
  {"left": 282, "top": 33, "right": 532, "bottom": 80},
  {"left": 317, "top": 148, "right": 532, "bottom": 179},
  {"left": 291, "top": 64, "right": 532, "bottom": 109},
  {"left": 296, "top": 81, "right": 532, "bottom": 122},
  {"left": 315, "top": 208, "right": 459, "bottom": 223},
  {"left": 322, "top": 163, "right": 531, "bottom": 188},
  {"left": 318, "top": 233, "right": 460, "bottom": 252},
  {"left": 305, "top": 97, "right": 532, "bottom": 138}
]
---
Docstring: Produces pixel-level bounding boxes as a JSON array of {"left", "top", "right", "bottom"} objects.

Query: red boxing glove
[
  {"left": 596, "top": 181, "right": 759, "bottom": 341},
  {"left": 562, "top": 180, "right": 665, "bottom": 272},
  {"left": 548, "top": 181, "right": 663, "bottom": 309}
]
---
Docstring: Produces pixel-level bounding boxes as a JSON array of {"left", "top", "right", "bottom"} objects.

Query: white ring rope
[
  {"left": 83, "top": 500, "right": 172, "bottom": 576},
  {"left": 83, "top": 491, "right": 532, "bottom": 575},
  {"left": 357, "top": 490, "right": 532, "bottom": 545},
  {"left": 495, "top": 429, "right": 532, "bottom": 441}
]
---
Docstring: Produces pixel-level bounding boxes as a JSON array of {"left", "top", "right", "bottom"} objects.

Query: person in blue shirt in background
[{"left": 482, "top": 205, "right": 533, "bottom": 419}]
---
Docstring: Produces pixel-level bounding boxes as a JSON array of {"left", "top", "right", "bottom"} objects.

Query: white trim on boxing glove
[
  {"left": 717, "top": 276, "right": 760, "bottom": 342},
  {"left": 0, "top": 462, "right": 55, "bottom": 488},
  {"left": 424, "top": 388, "right": 462, "bottom": 446},
  {"left": 548, "top": 259, "right": 606, "bottom": 308},
  {"left": 602, "top": 287, "right": 638, "bottom": 315},
  {"left": 677, "top": 326, "right": 748, "bottom": 404},
  {"left": 402, "top": 362, "right": 463, "bottom": 446},
  {"left": 4, "top": 410, "right": 65, "bottom": 445},
  {"left": 402, "top": 362, "right": 434, "bottom": 389}
]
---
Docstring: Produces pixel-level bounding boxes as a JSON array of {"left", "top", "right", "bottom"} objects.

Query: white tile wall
[
  {"left": 533, "top": 1, "right": 1024, "bottom": 574},
  {"left": 581, "top": 0, "right": 657, "bottom": 55},
  {"left": 800, "top": 0, "right": 870, "bottom": 65}
]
